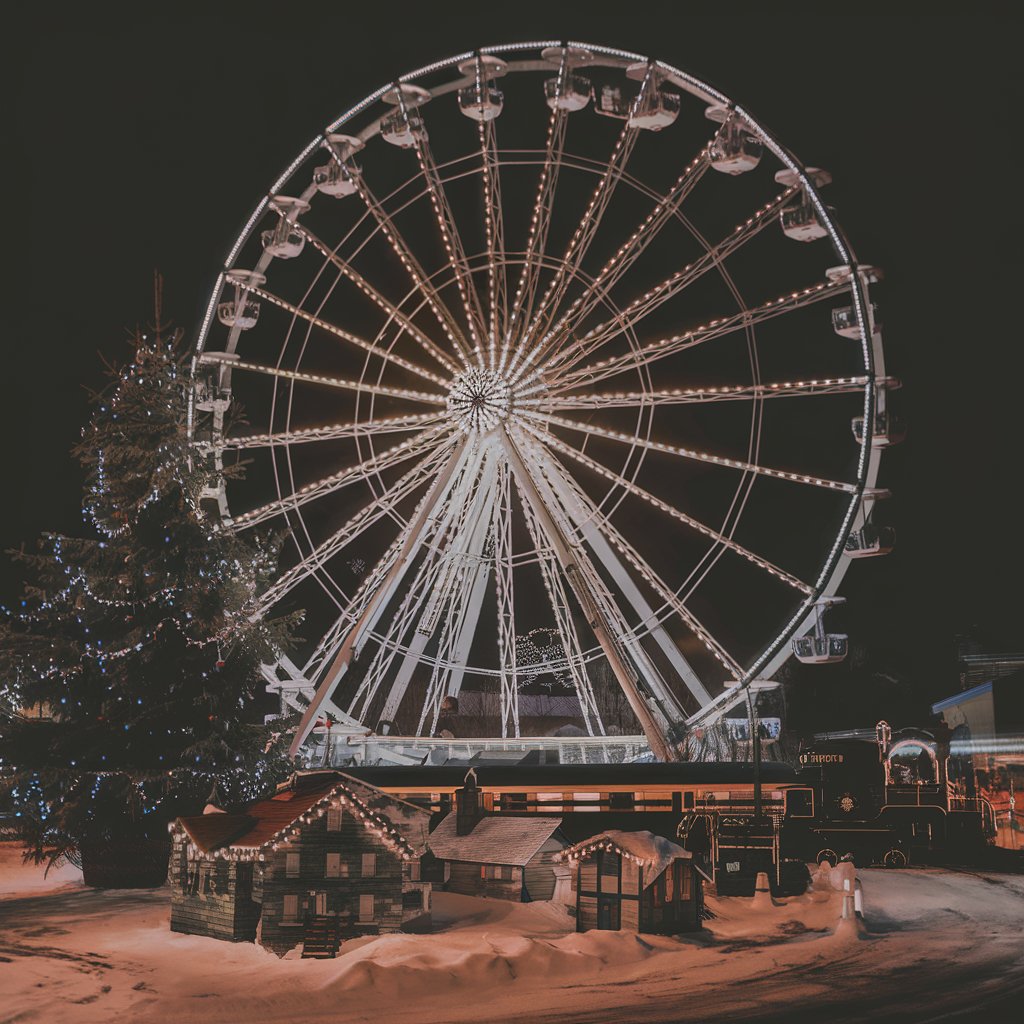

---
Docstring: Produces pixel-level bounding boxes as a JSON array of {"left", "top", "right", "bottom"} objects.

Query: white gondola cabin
[
  {"left": 831, "top": 303, "right": 881, "bottom": 339},
  {"left": 544, "top": 74, "right": 593, "bottom": 111},
  {"left": 852, "top": 410, "right": 906, "bottom": 447},
  {"left": 793, "top": 599, "right": 848, "bottom": 665},
  {"left": 706, "top": 106, "right": 762, "bottom": 175},
  {"left": 261, "top": 198, "right": 309, "bottom": 260},
  {"left": 217, "top": 270, "right": 265, "bottom": 330},
  {"left": 844, "top": 522, "right": 895, "bottom": 559},
  {"left": 776, "top": 168, "right": 832, "bottom": 242}
]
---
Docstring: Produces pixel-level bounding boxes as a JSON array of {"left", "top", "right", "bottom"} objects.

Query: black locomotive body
[{"left": 780, "top": 729, "right": 996, "bottom": 867}]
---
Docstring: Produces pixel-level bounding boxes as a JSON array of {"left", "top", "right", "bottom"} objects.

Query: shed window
[
  {"left": 361, "top": 853, "right": 376, "bottom": 877},
  {"left": 325, "top": 853, "right": 341, "bottom": 878},
  {"left": 608, "top": 792, "right": 635, "bottom": 810},
  {"left": 483, "top": 865, "right": 513, "bottom": 881},
  {"left": 681, "top": 864, "right": 692, "bottom": 900},
  {"left": 358, "top": 894, "right": 375, "bottom": 921},
  {"left": 503, "top": 792, "right": 527, "bottom": 811},
  {"left": 282, "top": 894, "right": 299, "bottom": 922},
  {"left": 286, "top": 852, "right": 300, "bottom": 878},
  {"left": 327, "top": 807, "right": 343, "bottom": 831},
  {"left": 536, "top": 792, "right": 563, "bottom": 812},
  {"left": 572, "top": 792, "right": 601, "bottom": 812}
]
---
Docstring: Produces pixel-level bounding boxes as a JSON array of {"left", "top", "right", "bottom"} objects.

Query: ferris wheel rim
[{"left": 188, "top": 41, "right": 885, "bottom": 748}]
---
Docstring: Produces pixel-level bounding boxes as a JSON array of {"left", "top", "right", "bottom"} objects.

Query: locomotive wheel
[
  {"left": 882, "top": 848, "right": 908, "bottom": 869},
  {"left": 816, "top": 848, "right": 839, "bottom": 867}
]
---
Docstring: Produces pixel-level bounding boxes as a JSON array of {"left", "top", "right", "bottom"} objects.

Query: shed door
[{"left": 597, "top": 897, "right": 620, "bottom": 931}]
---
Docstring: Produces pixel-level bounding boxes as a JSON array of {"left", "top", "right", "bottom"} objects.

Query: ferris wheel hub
[{"left": 446, "top": 368, "right": 514, "bottom": 434}]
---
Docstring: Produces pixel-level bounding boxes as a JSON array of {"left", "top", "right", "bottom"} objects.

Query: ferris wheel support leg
[
  {"left": 288, "top": 440, "right": 468, "bottom": 757},
  {"left": 377, "top": 448, "right": 498, "bottom": 730},
  {"left": 501, "top": 432, "right": 677, "bottom": 762},
  {"left": 538, "top": 454, "right": 712, "bottom": 711}
]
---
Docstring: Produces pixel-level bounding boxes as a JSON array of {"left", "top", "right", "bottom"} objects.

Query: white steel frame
[{"left": 189, "top": 41, "right": 891, "bottom": 762}]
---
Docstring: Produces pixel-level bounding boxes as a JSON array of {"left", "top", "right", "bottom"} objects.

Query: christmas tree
[{"left": 0, "top": 298, "right": 300, "bottom": 877}]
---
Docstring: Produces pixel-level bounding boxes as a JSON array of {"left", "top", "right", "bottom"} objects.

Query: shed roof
[
  {"left": 427, "top": 814, "right": 564, "bottom": 867},
  {"left": 561, "top": 830, "right": 697, "bottom": 884}
]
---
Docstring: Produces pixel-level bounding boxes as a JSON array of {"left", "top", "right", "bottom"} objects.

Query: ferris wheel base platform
[{"left": 302, "top": 731, "right": 653, "bottom": 767}]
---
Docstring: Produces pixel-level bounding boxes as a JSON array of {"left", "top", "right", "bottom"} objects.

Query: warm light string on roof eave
[{"left": 170, "top": 783, "right": 416, "bottom": 863}]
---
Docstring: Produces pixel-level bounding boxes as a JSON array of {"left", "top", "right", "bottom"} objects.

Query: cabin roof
[
  {"left": 427, "top": 814, "right": 564, "bottom": 866},
  {"left": 174, "top": 771, "right": 431, "bottom": 858},
  {"left": 177, "top": 813, "right": 255, "bottom": 853}
]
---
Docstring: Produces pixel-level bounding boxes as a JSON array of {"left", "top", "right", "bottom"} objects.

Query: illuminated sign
[{"left": 799, "top": 752, "right": 846, "bottom": 765}]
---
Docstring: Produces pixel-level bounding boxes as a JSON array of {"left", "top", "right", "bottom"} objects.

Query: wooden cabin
[
  {"left": 425, "top": 771, "right": 569, "bottom": 902},
  {"left": 562, "top": 830, "right": 710, "bottom": 935},
  {"left": 168, "top": 771, "right": 432, "bottom": 957}
]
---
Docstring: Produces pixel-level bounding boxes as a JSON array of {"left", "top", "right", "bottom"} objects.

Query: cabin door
[{"left": 313, "top": 891, "right": 328, "bottom": 916}]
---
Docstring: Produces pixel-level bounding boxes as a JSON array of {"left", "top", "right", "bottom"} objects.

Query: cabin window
[
  {"left": 406, "top": 860, "right": 421, "bottom": 881},
  {"left": 572, "top": 792, "right": 601, "bottom": 812},
  {"left": 361, "top": 853, "right": 376, "bottom": 877},
  {"left": 358, "top": 894, "right": 375, "bottom": 921},
  {"left": 327, "top": 807, "right": 343, "bottom": 831},
  {"left": 683, "top": 791, "right": 695, "bottom": 810},
  {"left": 282, "top": 894, "right": 299, "bottom": 922},
  {"left": 482, "top": 865, "right": 513, "bottom": 881},
  {"left": 325, "top": 853, "right": 341, "bottom": 878},
  {"left": 537, "top": 792, "right": 563, "bottom": 812},
  {"left": 608, "top": 791, "right": 635, "bottom": 810},
  {"left": 665, "top": 864, "right": 675, "bottom": 903},
  {"left": 680, "top": 864, "right": 692, "bottom": 900},
  {"left": 503, "top": 792, "right": 528, "bottom": 812},
  {"left": 286, "top": 852, "right": 300, "bottom": 878}
]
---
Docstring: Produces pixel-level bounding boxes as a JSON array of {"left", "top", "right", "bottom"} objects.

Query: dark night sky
[{"left": 8, "top": 6, "right": 1023, "bottom": 710}]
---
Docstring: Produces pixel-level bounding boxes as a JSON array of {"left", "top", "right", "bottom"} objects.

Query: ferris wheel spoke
[
  {"left": 198, "top": 353, "right": 448, "bottom": 407},
  {"left": 502, "top": 56, "right": 571, "bottom": 378},
  {"left": 215, "top": 412, "right": 445, "bottom": 451},
  {"left": 515, "top": 468, "right": 604, "bottom": 736},
  {"left": 543, "top": 187, "right": 798, "bottom": 380},
  {"left": 255, "top": 443, "right": 455, "bottom": 614},
  {"left": 528, "top": 436, "right": 743, "bottom": 679},
  {"left": 524, "top": 409, "right": 859, "bottom": 495},
  {"left": 514, "top": 65, "right": 656, "bottom": 379},
  {"left": 539, "top": 149, "right": 711, "bottom": 354},
  {"left": 344, "top": 441, "right": 488, "bottom": 722},
  {"left": 549, "top": 277, "right": 848, "bottom": 392},
  {"left": 521, "top": 420, "right": 812, "bottom": 594},
  {"left": 370, "top": 447, "right": 498, "bottom": 728},
  {"left": 353, "top": 174, "right": 475, "bottom": 369},
  {"left": 237, "top": 283, "right": 447, "bottom": 386},
  {"left": 528, "top": 375, "right": 875, "bottom": 412},
  {"left": 229, "top": 425, "right": 451, "bottom": 531},
  {"left": 503, "top": 429, "right": 677, "bottom": 760},
  {"left": 297, "top": 225, "right": 463, "bottom": 377},
  {"left": 469, "top": 60, "right": 508, "bottom": 367},
  {"left": 399, "top": 93, "right": 489, "bottom": 362},
  {"left": 491, "top": 461, "right": 521, "bottom": 737}
]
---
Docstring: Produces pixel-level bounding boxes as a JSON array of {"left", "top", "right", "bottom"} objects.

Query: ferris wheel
[{"left": 190, "top": 42, "right": 900, "bottom": 763}]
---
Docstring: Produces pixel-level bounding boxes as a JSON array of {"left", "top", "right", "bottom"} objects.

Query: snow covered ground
[{"left": 1, "top": 841, "right": 1023, "bottom": 1023}]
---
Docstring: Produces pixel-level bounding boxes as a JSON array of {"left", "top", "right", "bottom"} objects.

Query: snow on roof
[
  {"left": 173, "top": 771, "right": 431, "bottom": 861},
  {"left": 560, "top": 830, "right": 692, "bottom": 883},
  {"left": 427, "top": 815, "right": 564, "bottom": 867}
]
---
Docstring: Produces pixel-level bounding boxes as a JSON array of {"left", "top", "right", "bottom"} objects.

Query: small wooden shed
[
  {"left": 426, "top": 814, "right": 568, "bottom": 902},
  {"left": 562, "top": 830, "right": 709, "bottom": 934}
]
